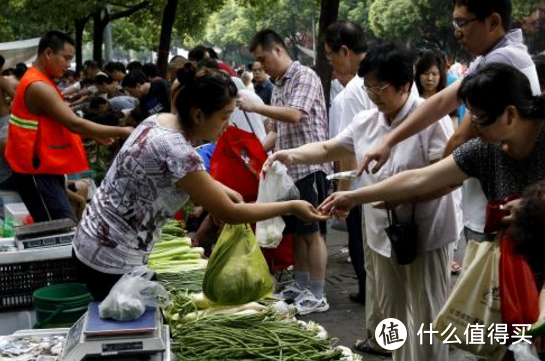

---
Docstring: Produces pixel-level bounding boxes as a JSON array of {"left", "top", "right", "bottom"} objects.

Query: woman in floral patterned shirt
[{"left": 73, "top": 65, "right": 328, "bottom": 300}]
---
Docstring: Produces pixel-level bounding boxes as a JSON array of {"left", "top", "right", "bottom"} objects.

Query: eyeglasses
[
  {"left": 362, "top": 82, "right": 390, "bottom": 96},
  {"left": 452, "top": 17, "right": 479, "bottom": 31},
  {"left": 469, "top": 111, "right": 496, "bottom": 126}
]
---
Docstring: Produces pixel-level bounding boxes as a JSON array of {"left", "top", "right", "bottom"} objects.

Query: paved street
[{"left": 297, "top": 224, "right": 478, "bottom": 361}]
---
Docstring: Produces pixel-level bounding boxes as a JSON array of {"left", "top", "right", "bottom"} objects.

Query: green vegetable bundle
[
  {"left": 157, "top": 268, "right": 205, "bottom": 293},
  {"left": 161, "top": 219, "right": 186, "bottom": 236},
  {"left": 149, "top": 236, "right": 207, "bottom": 273},
  {"left": 171, "top": 310, "right": 343, "bottom": 361},
  {"left": 203, "top": 224, "right": 274, "bottom": 305}
]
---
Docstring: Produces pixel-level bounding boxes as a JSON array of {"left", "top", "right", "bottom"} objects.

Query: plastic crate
[{"left": 0, "top": 258, "right": 78, "bottom": 310}]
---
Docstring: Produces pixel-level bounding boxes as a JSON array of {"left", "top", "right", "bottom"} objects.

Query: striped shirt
[{"left": 271, "top": 61, "right": 331, "bottom": 181}]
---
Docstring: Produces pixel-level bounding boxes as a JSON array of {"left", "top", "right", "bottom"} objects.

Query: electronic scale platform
[{"left": 61, "top": 302, "right": 170, "bottom": 361}]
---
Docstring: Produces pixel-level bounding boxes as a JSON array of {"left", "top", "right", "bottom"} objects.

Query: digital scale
[
  {"left": 61, "top": 302, "right": 170, "bottom": 361},
  {"left": 15, "top": 218, "right": 77, "bottom": 249}
]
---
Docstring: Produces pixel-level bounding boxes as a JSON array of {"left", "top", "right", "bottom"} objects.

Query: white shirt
[
  {"left": 231, "top": 89, "right": 267, "bottom": 143},
  {"left": 329, "top": 88, "right": 346, "bottom": 139},
  {"left": 335, "top": 93, "right": 462, "bottom": 257},
  {"left": 330, "top": 78, "right": 344, "bottom": 105},
  {"left": 339, "top": 76, "right": 375, "bottom": 132}
]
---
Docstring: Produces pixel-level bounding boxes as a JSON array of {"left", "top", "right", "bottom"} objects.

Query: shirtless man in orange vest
[{"left": 6, "top": 31, "right": 132, "bottom": 222}]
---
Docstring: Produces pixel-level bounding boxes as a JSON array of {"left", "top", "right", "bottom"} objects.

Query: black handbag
[{"left": 385, "top": 204, "right": 418, "bottom": 265}]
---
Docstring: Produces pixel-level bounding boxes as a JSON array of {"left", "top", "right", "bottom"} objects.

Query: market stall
[{"left": 0, "top": 219, "right": 360, "bottom": 361}]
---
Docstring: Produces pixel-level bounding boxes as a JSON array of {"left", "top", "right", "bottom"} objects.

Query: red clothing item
[{"left": 217, "top": 61, "right": 238, "bottom": 77}]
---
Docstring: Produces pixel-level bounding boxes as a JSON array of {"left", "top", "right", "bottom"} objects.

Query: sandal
[
  {"left": 353, "top": 339, "right": 392, "bottom": 357},
  {"left": 451, "top": 260, "right": 462, "bottom": 275}
]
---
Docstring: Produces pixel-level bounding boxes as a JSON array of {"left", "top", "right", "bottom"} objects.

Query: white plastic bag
[
  {"left": 255, "top": 161, "right": 299, "bottom": 248},
  {"left": 509, "top": 343, "right": 540, "bottom": 361},
  {"left": 99, "top": 267, "right": 170, "bottom": 321}
]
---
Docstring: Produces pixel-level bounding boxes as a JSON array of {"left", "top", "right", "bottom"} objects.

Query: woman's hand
[
  {"left": 189, "top": 206, "right": 204, "bottom": 218},
  {"left": 358, "top": 141, "right": 392, "bottom": 175},
  {"left": 218, "top": 182, "right": 244, "bottom": 204},
  {"left": 501, "top": 198, "right": 523, "bottom": 226},
  {"left": 262, "top": 150, "right": 294, "bottom": 174},
  {"left": 318, "top": 191, "right": 357, "bottom": 218},
  {"left": 289, "top": 200, "right": 329, "bottom": 222}
]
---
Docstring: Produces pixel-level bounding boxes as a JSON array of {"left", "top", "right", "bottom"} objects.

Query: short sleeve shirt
[
  {"left": 339, "top": 76, "right": 375, "bottom": 132},
  {"left": 462, "top": 28, "right": 540, "bottom": 233},
  {"left": 271, "top": 61, "right": 331, "bottom": 181},
  {"left": 329, "top": 89, "right": 346, "bottom": 139},
  {"left": 336, "top": 93, "right": 462, "bottom": 257},
  {"left": 453, "top": 128, "right": 545, "bottom": 201},
  {"left": 467, "top": 29, "right": 540, "bottom": 95},
  {"left": 73, "top": 115, "right": 205, "bottom": 274}
]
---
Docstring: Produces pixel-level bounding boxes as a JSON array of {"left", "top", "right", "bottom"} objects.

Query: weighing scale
[
  {"left": 61, "top": 302, "right": 170, "bottom": 361},
  {"left": 15, "top": 218, "right": 76, "bottom": 249}
]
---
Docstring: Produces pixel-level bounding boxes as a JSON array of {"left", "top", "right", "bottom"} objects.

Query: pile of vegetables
[
  {"left": 153, "top": 220, "right": 360, "bottom": 360},
  {"left": 156, "top": 268, "right": 205, "bottom": 293},
  {"left": 149, "top": 220, "right": 207, "bottom": 274},
  {"left": 161, "top": 219, "right": 186, "bottom": 236},
  {"left": 170, "top": 309, "right": 344, "bottom": 361}
]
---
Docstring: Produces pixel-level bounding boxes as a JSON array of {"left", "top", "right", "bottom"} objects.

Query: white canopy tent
[{"left": 0, "top": 37, "right": 40, "bottom": 69}]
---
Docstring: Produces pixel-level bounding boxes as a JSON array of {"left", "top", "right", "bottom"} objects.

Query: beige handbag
[{"left": 433, "top": 237, "right": 506, "bottom": 359}]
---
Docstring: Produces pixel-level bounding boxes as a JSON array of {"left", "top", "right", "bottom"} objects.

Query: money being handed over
[{"left": 326, "top": 170, "right": 358, "bottom": 181}]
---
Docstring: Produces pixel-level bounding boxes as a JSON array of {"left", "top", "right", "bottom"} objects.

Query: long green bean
[{"left": 170, "top": 310, "right": 343, "bottom": 361}]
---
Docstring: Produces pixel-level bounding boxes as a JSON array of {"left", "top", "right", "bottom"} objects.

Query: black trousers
[
  {"left": 12, "top": 172, "right": 77, "bottom": 223},
  {"left": 346, "top": 205, "right": 366, "bottom": 294},
  {"left": 73, "top": 251, "right": 123, "bottom": 301}
]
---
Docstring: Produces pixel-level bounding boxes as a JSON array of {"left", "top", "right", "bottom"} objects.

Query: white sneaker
[
  {"left": 294, "top": 289, "right": 329, "bottom": 315},
  {"left": 274, "top": 281, "right": 304, "bottom": 302}
]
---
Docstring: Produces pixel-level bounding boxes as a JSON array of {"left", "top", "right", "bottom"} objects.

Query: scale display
[{"left": 61, "top": 302, "right": 168, "bottom": 361}]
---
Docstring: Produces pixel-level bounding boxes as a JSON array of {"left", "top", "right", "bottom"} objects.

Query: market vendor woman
[{"left": 73, "top": 65, "right": 328, "bottom": 301}]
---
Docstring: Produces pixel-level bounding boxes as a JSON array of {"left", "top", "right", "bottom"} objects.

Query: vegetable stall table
[
  {"left": 0, "top": 244, "right": 77, "bottom": 336},
  {"left": 0, "top": 303, "right": 171, "bottom": 361}
]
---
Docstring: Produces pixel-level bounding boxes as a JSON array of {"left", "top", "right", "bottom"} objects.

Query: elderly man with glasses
[{"left": 251, "top": 61, "right": 275, "bottom": 105}]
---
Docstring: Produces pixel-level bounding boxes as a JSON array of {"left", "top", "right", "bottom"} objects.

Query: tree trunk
[
  {"left": 316, "top": 0, "right": 340, "bottom": 108},
  {"left": 74, "top": 16, "right": 90, "bottom": 73},
  {"left": 92, "top": 10, "right": 104, "bottom": 63},
  {"left": 157, "top": 0, "right": 179, "bottom": 78},
  {"left": 92, "top": 2, "right": 150, "bottom": 64}
]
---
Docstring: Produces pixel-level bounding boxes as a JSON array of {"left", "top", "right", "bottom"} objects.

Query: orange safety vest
[{"left": 6, "top": 67, "right": 89, "bottom": 175}]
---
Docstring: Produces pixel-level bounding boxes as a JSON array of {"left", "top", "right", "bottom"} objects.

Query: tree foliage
[
  {"left": 512, "top": 0, "right": 545, "bottom": 19},
  {"left": 1, "top": 0, "right": 543, "bottom": 63},
  {"left": 205, "top": 0, "right": 255, "bottom": 48},
  {"left": 339, "top": 0, "right": 371, "bottom": 30},
  {"left": 203, "top": 0, "right": 319, "bottom": 62}
]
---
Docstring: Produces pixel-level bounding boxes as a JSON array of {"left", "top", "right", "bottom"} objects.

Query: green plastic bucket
[{"left": 33, "top": 283, "right": 93, "bottom": 328}]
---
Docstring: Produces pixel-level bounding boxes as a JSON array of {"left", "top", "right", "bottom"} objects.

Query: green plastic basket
[{"left": 33, "top": 283, "right": 92, "bottom": 328}]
